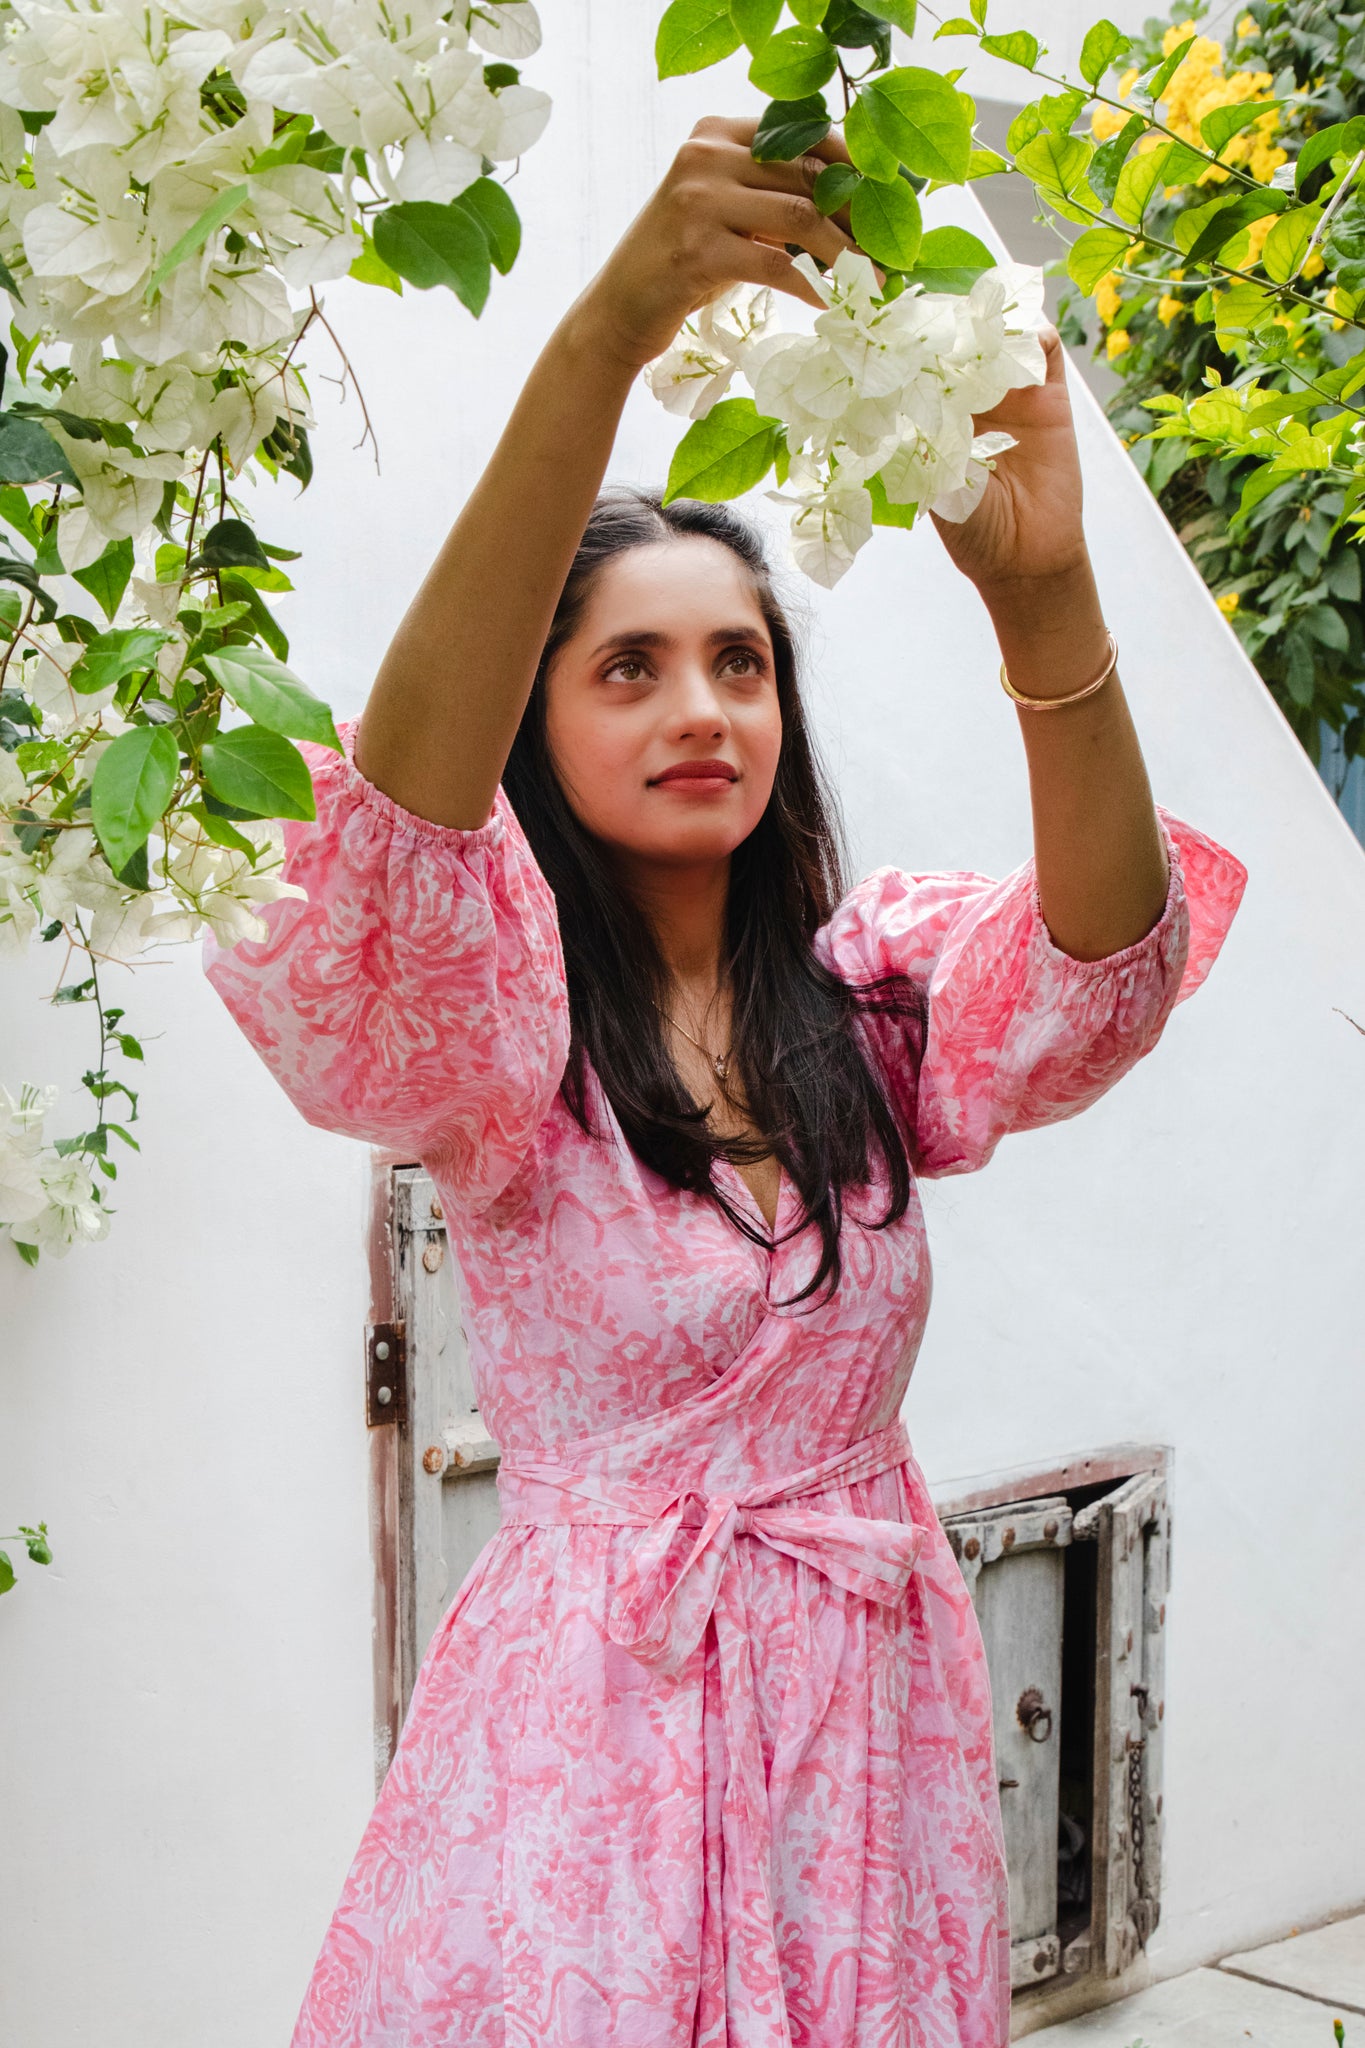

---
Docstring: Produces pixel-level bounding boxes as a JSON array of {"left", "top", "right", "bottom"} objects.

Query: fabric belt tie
[{"left": 497, "top": 1417, "right": 926, "bottom": 2047}]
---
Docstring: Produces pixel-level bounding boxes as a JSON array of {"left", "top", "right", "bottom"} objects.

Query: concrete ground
[{"left": 1029, "top": 1912, "right": 1365, "bottom": 2048}]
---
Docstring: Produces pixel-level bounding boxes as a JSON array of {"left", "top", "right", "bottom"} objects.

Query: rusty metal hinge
[{"left": 365, "top": 1321, "right": 407, "bottom": 1428}]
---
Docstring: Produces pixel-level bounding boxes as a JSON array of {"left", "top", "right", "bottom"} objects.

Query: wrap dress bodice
[{"left": 203, "top": 716, "right": 1247, "bottom": 2048}]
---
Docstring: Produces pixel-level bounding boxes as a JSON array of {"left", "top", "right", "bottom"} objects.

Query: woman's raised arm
[{"left": 354, "top": 117, "right": 856, "bottom": 831}]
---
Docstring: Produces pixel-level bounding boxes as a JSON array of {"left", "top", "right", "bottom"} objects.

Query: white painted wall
[{"left": 3, "top": 7, "right": 1362, "bottom": 2044}]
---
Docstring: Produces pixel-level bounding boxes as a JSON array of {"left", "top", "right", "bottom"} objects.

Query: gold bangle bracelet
[{"left": 1000, "top": 631, "right": 1118, "bottom": 710}]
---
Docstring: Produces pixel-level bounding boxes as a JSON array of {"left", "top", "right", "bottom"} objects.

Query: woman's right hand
[{"left": 578, "top": 114, "right": 859, "bottom": 371}]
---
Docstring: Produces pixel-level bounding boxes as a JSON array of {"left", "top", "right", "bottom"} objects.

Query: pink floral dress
[{"left": 203, "top": 716, "right": 1246, "bottom": 2048}]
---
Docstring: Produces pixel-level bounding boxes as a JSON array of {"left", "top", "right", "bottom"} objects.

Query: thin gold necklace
[{"left": 654, "top": 1000, "right": 732, "bottom": 1085}]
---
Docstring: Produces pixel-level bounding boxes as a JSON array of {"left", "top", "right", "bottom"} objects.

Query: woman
[{"left": 205, "top": 117, "right": 1246, "bottom": 2048}]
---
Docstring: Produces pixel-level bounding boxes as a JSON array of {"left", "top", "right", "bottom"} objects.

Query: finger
[
  {"left": 719, "top": 231, "right": 829, "bottom": 313},
  {"left": 725, "top": 186, "right": 856, "bottom": 269}
]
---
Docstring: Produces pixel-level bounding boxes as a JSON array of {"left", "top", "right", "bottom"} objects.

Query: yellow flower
[
  {"left": 1157, "top": 293, "right": 1184, "bottom": 324},
  {"left": 1236, "top": 12, "right": 1256, "bottom": 34},
  {"left": 1095, "top": 270, "right": 1123, "bottom": 324},
  {"left": 1327, "top": 284, "right": 1351, "bottom": 329},
  {"left": 1303, "top": 246, "right": 1324, "bottom": 279},
  {"left": 1106, "top": 328, "right": 1133, "bottom": 361},
  {"left": 1243, "top": 213, "right": 1276, "bottom": 264},
  {"left": 1216, "top": 591, "right": 1240, "bottom": 616},
  {"left": 1162, "top": 18, "right": 1198, "bottom": 53},
  {"left": 1091, "top": 101, "right": 1130, "bottom": 139}
]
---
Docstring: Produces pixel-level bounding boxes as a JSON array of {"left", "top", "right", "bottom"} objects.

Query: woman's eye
[
  {"left": 721, "top": 649, "right": 765, "bottom": 677},
  {"left": 605, "top": 657, "right": 648, "bottom": 682}
]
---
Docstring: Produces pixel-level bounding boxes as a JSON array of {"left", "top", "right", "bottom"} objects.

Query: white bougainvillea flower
[
  {"left": 0, "top": 1082, "right": 49, "bottom": 1221},
  {"left": 386, "top": 131, "right": 484, "bottom": 205},
  {"left": 768, "top": 453, "right": 876, "bottom": 589},
  {"left": 29, "top": 1152, "right": 110, "bottom": 1255},
  {"left": 648, "top": 256, "right": 1046, "bottom": 583},
  {"left": 466, "top": 0, "right": 542, "bottom": 59},
  {"left": 929, "top": 428, "right": 1019, "bottom": 523},
  {"left": 645, "top": 285, "right": 774, "bottom": 420},
  {"left": 943, "top": 261, "right": 1048, "bottom": 413},
  {"left": 22, "top": 151, "right": 150, "bottom": 298}
]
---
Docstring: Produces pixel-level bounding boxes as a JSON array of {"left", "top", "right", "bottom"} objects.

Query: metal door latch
[{"left": 366, "top": 1322, "right": 407, "bottom": 1427}]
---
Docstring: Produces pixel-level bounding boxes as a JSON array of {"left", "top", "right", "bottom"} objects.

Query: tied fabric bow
[{"left": 498, "top": 1419, "right": 927, "bottom": 2046}]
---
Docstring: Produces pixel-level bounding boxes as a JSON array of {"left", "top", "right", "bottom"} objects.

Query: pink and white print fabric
[{"left": 203, "top": 716, "right": 1247, "bottom": 2048}]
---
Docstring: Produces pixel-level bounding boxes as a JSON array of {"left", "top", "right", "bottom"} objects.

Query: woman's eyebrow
[{"left": 588, "top": 625, "right": 769, "bottom": 659}]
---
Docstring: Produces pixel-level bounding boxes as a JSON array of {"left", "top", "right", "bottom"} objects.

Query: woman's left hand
[{"left": 929, "top": 325, "right": 1089, "bottom": 595}]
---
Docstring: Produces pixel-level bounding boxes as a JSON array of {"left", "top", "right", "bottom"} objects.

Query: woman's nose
[{"left": 667, "top": 666, "right": 729, "bottom": 739}]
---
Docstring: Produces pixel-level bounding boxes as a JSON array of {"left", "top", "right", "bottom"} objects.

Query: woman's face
[{"left": 544, "top": 537, "right": 783, "bottom": 871}]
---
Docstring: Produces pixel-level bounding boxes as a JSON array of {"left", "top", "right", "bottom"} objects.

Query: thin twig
[{"left": 308, "top": 288, "right": 381, "bottom": 470}]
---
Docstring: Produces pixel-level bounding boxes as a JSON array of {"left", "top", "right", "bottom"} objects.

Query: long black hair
[{"left": 501, "top": 489, "right": 926, "bottom": 1307}]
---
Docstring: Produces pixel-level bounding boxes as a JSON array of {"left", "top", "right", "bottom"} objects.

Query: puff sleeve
[
  {"left": 814, "top": 806, "right": 1247, "bottom": 1177},
  {"left": 202, "top": 716, "right": 570, "bottom": 1209}
]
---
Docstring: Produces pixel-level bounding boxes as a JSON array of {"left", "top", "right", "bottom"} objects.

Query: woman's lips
[{"left": 649, "top": 759, "right": 739, "bottom": 792}]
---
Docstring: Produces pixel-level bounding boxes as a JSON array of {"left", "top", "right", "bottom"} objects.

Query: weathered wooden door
[{"left": 941, "top": 1469, "right": 1168, "bottom": 1998}]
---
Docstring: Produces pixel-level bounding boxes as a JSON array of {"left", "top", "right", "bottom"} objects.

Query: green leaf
[
  {"left": 1282, "top": 627, "right": 1316, "bottom": 706},
  {"left": 1328, "top": 551, "right": 1361, "bottom": 603},
  {"left": 1007, "top": 101, "right": 1042, "bottom": 150},
  {"left": 1299, "top": 602, "right": 1350, "bottom": 653},
  {"left": 1260, "top": 206, "right": 1320, "bottom": 283},
  {"left": 185, "top": 799, "right": 258, "bottom": 857},
  {"left": 1212, "top": 280, "right": 1280, "bottom": 338},
  {"left": 901, "top": 223, "right": 995, "bottom": 289},
  {"left": 813, "top": 163, "right": 862, "bottom": 214},
  {"left": 218, "top": 571, "right": 289, "bottom": 661},
  {"left": 144, "top": 183, "right": 249, "bottom": 302},
  {"left": 0, "top": 484, "right": 39, "bottom": 546},
  {"left": 967, "top": 146, "right": 1009, "bottom": 178},
  {"left": 1015, "top": 130, "right": 1095, "bottom": 219},
  {"left": 373, "top": 201, "right": 491, "bottom": 315},
  {"left": 933, "top": 17, "right": 980, "bottom": 33},
  {"left": 91, "top": 724, "right": 179, "bottom": 873},
  {"left": 752, "top": 95, "right": 832, "bottom": 159},
  {"left": 1177, "top": 190, "right": 1286, "bottom": 265},
  {"left": 1067, "top": 223, "right": 1131, "bottom": 290},
  {"left": 21, "top": 1525, "right": 51, "bottom": 1565},
  {"left": 790, "top": 0, "right": 830, "bottom": 19},
  {"left": 192, "top": 517, "right": 271, "bottom": 572},
  {"left": 456, "top": 177, "right": 521, "bottom": 274},
  {"left": 0, "top": 410, "right": 81, "bottom": 486},
  {"left": 863, "top": 0, "right": 917, "bottom": 28},
  {"left": 731, "top": 0, "right": 783, "bottom": 48},
  {"left": 1079, "top": 17, "right": 1129, "bottom": 85},
  {"left": 850, "top": 174, "right": 922, "bottom": 265},
  {"left": 978, "top": 28, "right": 1040, "bottom": 66},
  {"left": 1160, "top": 138, "right": 1209, "bottom": 185},
  {"left": 862, "top": 66, "right": 974, "bottom": 182},
  {"left": 1089, "top": 113, "right": 1146, "bottom": 206},
  {"left": 663, "top": 397, "right": 783, "bottom": 504},
  {"left": 201, "top": 647, "right": 342, "bottom": 751},
  {"left": 1038, "top": 86, "right": 1085, "bottom": 134},
  {"left": 72, "top": 538, "right": 134, "bottom": 623},
  {"left": 1113, "top": 141, "right": 1172, "bottom": 225},
  {"left": 245, "top": 114, "right": 312, "bottom": 172},
  {"left": 200, "top": 727, "right": 317, "bottom": 821},
  {"left": 349, "top": 230, "right": 403, "bottom": 295},
  {"left": 749, "top": 24, "right": 838, "bottom": 95},
  {"left": 69, "top": 627, "right": 173, "bottom": 696},
  {"left": 1200, "top": 97, "right": 1280, "bottom": 155},
  {"left": 866, "top": 469, "right": 918, "bottom": 525},
  {"left": 1296, "top": 117, "right": 1365, "bottom": 193},
  {"left": 657, "top": 0, "right": 742, "bottom": 73},
  {"left": 845, "top": 92, "right": 899, "bottom": 178},
  {"left": 1142, "top": 33, "right": 1193, "bottom": 102},
  {"left": 0, "top": 1551, "right": 14, "bottom": 1593}
]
